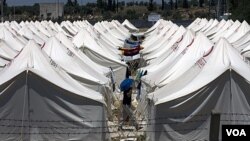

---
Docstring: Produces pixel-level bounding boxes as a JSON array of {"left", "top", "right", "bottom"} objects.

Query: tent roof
[
  {"left": 192, "top": 18, "right": 208, "bottom": 32},
  {"left": 143, "top": 32, "right": 213, "bottom": 87},
  {"left": 205, "top": 19, "right": 226, "bottom": 36},
  {"left": 122, "top": 19, "right": 139, "bottom": 31},
  {"left": 152, "top": 38, "right": 250, "bottom": 105},
  {"left": 203, "top": 19, "right": 219, "bottom": 34},
  {"left": 212, "top": 20, "right": 241, "bottom": 42},
  {"left": 0, "top": 40, "right": 104, "bottom": 103},
  {"left": 142, "top": 23, "right": 173, "bottom": 50},
  {"left": 228, "top": 20, "right": 250, "bottom": 43},
  {"left": 27, "top": 24, "right": 49, "bottom": 42},
  {"left": 142, "top": 29, "right": 195, "bottom": 73},
  {"left": 55, "top": 32, "right": 110, "bottom": 74},
  {"left": 72, "top": 29, "right": 126, "bottom": 67},
  {"left": 94, "top": 22, "right": 124, "bottom": 46},
  {"left": 0, "top": 26, "right": 24, "bottom": 51},
  {"left": 144, "top": 19, "right": 165, "bottom": 34},
  {"left": 0, "top": 40, "right": 18, "bottom": 60},
  {"left": 112, "top": 20, "right": 130, "bottom": 35},
  {"left": 209, "top": 20, "right": 233, "bottom": 40},
  {"left": 143, "top": 24, "right": 179, "bottom": 55},
  {"left": 102, "top": 21, "right": 128, "bottom": 40},
  {"left": 145, "top": 26, "right": 186, "bottom": 60},
  {"left": 61, "top": 21, "right": 77, "bottom": 35},
  {"left": 18, "top": 25, "right": 45, "bottom": 45},
  {"left": 200, "top": 19, "right": 214, "bottom": 32},
  {"left": 0, "top": 57, "right": 9, "bottom": 67},
  {"left": 43, "top": 36, "right": 109, "bottom": 85},
  {"left": 187, "top": 18, "right": 201, "bottom": 29}
]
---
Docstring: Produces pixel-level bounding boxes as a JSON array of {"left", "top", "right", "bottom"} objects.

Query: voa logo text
[{"left": 226, "top": 129, "right": 246, "bottom": 136}]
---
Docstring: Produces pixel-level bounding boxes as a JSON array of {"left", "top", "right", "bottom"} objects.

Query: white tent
[
  {"left": 55, "top": 32, "right": 110, "bottom": 75},
  {"left": 241, "top": 43, "right": 250, "bottom": 58},
  {"left": 0, "top": 26, "right": 24, "bottom": 51},
  {"left": 94, "top": 22, "right": 124, "bottom": 46},
  {"left": 122, "top": 19, "right": 139, "bottom": 32},
  {"left": 228, "top": 20, "right": 250, "bottom": 43},
  {"left": 200, "top": 19, "right": 214, "bottom": 32},
  {"left": 113, "top": 20, "right": 130, "bottom": 35},
  {"left": 142, "top": 22, "right": 174, "bottom": 52},
  {"left": 10, "top": 21, "right": 21, "bottom": 32},
  {"left": 34, "top": 21, "right": 54, "bottom": 37},
  {"left": 232, "top": 31, "right": 250, "bottom": 50},
  {"left": 142, "top": 32, "right": 213, "bottom": 87},
  {"left": 86, "top": 26, "right": 121, "bottom": 55},
  {"left": 146, "top": 20, "right": 172, "bottom": 38},
  {"left": 72, "top": 29, "right": 126, "bottom": 69},
  {"left": 144, "top": 26, "right": 186, "bottom": 61},
  {"left": 0, "top": 57, "right": 8, "bottom": 68},
  {"left": 191, "top": 18, "right": 208, "bottom": 32},
  {"left": 205, "top": 19, "right": 226, "bottom": 37},
  {"left": 18, "top": 25, "right": 45, "bottom": 45},
  {"left": 143, "top": 24, "right": 179, "bottom": 55},
  {"left": 43, "top": 36, "right": 115, "bottom": 118},
  {"left": 145, "top": 19, "right": 167, "bottom": 35},
  {"left": 203, "top": 19, "right": 219, "bottom": 34},
  {"left": 187, "top": 18, "right": 201, "bottom": 29},
  {"left": 40, "top": 21, "right": 57, "bottom": 36},
  {"left": 0, "top": 40, "right": 108, "bottom": 141},
  {"left": 27, "top": 23, "right": 49, "bottom": 42},
  {"left": 72, "top": 29, "right": 127, "bottom": 88},
  {"left": 54, "top": 22, "right": 73, "bottom": 37},
  {"left": 208, "top": 20, "right": 233, "bottom": 39},
  {"left": 142, "top": 29, "right": 195, "bottom": 74},
  {"left": 102, "top": 21, "right": 129, "bottom": 40},
  {"left": 111, "top": 20, "right": 130, "bottom": 37},
  {"left": 61, "top": 21, "right": 77, "bottom": 36},
  {"left": 43, "top": 37, "right": 109, "bottom": 86},
  {"left": 4, "top": 24, "right": 28, "bottom": 45},
  {"left": 19, "top": 21, "right": 25, "bottom": 27},
  {"left": 47, "top": 21, "right": 59, "bottom": 32},
  {"left": 212, "top": 20, "right": 241, "bottom": 42},
  {"left": 66, "top": 21, "right": 79, "bottom": 33},
  {"left": 0, "top": 40, "right": 18, "bottom": 60},
  {"left": 147, "top": 38, "right": 250, "bottom": 141}
]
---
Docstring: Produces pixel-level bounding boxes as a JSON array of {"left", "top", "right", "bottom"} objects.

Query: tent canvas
[
  {"left": 43, "top": 37, "right": 109, "bottom": 86},
  {"left": 143, "top": 24, "right": 179, "bottom": 56},
  {"left": 55, "top": 32, "right": 110, "bottom": 75},
  {"left": 0, "top": 40, "right": 108, "bottom": 141},
  {"left": 228, "top": 20, "right": 250, "bottom": 43},
  {"left": 142, "top": 23, "right": 173, "bottom": 52},
  {"left": 142, "top": 32, "right": 213, "bottom": 87},
  {"left": 147, "top": 38, "right": 250, "bottom": 141},
  {"left": 0, "top": 27, "right": 24, "bottom": 51},
  {"left": 0, "top": 57, "right": 9, "bottom": 67},
  {"left": 72, "top": 29, "right": 127, "bottom": 90},
  {"left": 0, "top": 40, "right": 18, "bottom": 60},
  {"left": 122, "top": 19, "right": 139, "bottom": 32},
  {"left": 142, "top": 29, "right": 195, "bottom": 74}
]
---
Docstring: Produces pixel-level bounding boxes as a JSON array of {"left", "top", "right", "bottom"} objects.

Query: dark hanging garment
[
  {"left": 109, "top": 67, "right": 115, "bottom": 92},
  {"left": 136, "top": 81, "right": 142, "bottom": 100},
  {"left": 123, "top": 88, "right": 132, "bottom": 105},
  {"left": 125, "top": 67, "right": 131, "bottom": 78}
]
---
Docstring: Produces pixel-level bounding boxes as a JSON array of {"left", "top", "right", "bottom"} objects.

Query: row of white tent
[
  {"left": 188, "top": 18, "right": 250, "bottom": 57},
  {"left": 137, "top": 19, "right": 250, "bottom": 140},
  {"left": 3, "top": 17, "right": 250, "bottom": 140},
  {"left": 0, "top": 19, "right": 134, "bottom": 140}
]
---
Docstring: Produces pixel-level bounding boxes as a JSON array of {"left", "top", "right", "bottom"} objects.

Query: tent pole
[
  {"left": 209, "top": 110, "right": 221, "bottom": 141},
  {"left": 1, "top": 0, "right": 3, "bottom": 22}
]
